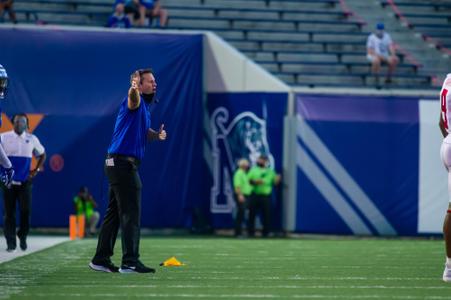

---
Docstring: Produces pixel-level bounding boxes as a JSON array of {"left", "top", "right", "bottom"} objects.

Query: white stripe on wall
[
  {"left": 418, "top": 99, "right": 448, "bottom": 233},
  {"left": 297, "top": 117, "right": 396, "bottom": 235},
  {"left": 296, "top": 144, "right": 372, "bottom": 234}
]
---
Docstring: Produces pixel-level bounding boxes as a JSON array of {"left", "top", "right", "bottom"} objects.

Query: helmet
[{"left": 0, "top": 64, "right": 7, "bottom": 99}]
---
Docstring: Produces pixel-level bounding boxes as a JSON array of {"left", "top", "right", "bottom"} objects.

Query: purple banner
[{"left": 297, "top": 94, "right": 419, "bottom": 123}]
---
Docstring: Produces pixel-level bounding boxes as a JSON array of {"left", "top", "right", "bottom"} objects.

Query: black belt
[{"left": 107, "top": 154, "right": 140, "bottom": 165}]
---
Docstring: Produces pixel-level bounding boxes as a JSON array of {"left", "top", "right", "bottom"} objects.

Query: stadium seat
[{"left": 9, "top": 0, "right": 437, "bottom": 89}]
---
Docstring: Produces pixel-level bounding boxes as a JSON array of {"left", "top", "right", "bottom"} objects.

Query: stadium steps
[
  {"left": 379, "top": 0, "right": 451, "bottom": 55},
  {"left": 345, "top": 0, "right": 450, "bottom": 87},
  {"left": 259, "top": 61, "right": 418, "bottom": 75},
  {"left": 165, "top": 0, "right": 429, "bottom": 88},
  {"left": 13, "top": 9, "right": 107, "bottom": 26},
  {"left": 277, "top": 72, "right": 431, "bottom": 87},
  {"left": 6, "top": 0, "right": 437, "bottom": 89},
  {"left": 380, "top": 0, "right": 451, "bottom": 12}
]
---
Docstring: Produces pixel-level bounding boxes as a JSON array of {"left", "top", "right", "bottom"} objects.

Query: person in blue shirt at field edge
[{"left": 89, "top": 68, "right": 167, "bottom": 274}]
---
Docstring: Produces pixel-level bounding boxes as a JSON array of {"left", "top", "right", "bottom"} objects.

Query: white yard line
[
  {"left": 18, "top": 293, "right": 451, "bottom": 299},
  {"left": 0, "top": 236, "right": 69, "bottom": 264},
  {"left": 45, "top": 284, "right": 450, "bottom": 289}
]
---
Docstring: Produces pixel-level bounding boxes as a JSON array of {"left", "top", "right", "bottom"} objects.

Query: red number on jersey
[{"left": 442, "top": 89, "right": 449, "bottom": 130}]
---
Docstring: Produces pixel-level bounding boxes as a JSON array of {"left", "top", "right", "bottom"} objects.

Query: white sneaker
[{"left": 443, "top": 264, "right": 451, "bottom": 282}]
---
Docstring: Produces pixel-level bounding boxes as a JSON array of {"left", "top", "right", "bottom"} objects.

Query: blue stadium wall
[
  {"left": 0, "top": 27, "right": 445, "bottom": 236},
  {"left": 0, "top": 27, "right": 205, "bottom": 228},
  {"left": 0, "top": 27, "right": 289, "bottom": 230},
  {"left": 290, "top": 92, "right": 445, "bottom": 236}
]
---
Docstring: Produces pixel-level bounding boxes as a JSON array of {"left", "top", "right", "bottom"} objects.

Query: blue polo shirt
[
  {"left": 0, "top": 131, "right": 45, "bottom": 182},
  {"left": 107, "top": 14, "right": 131, "bottom": 28},
  {"left": 107, "top": 96, "right": 151, "bottom": 160}
]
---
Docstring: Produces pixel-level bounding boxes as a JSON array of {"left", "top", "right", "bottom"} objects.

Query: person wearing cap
[
  {"left": 366, "top": 23, "right": 399, "bottom": 85},
  {"left": 232, "top": 158, "right": 252, "bottom": 237},
  {"left": 247, "top": 154, "right": 281, "bottom": 237}
]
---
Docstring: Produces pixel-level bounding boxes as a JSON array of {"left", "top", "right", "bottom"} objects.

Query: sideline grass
[{"left": 0, "top": 237, "right": 450, "bottom": 299}]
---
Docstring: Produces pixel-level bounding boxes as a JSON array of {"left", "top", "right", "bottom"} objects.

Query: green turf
[{"left": 0, "top": 237, "right": 450, "bottom": 299}]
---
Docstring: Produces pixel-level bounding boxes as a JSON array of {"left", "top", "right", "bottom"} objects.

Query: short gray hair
[{"left": 237, "top": 158, "right": 249, "bottom": 168}]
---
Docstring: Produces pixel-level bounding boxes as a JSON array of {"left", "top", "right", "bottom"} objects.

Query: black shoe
[
  {"left": 19, "top": 237, "right": 27, "bottom": 251},
  {"left": 119, "top": 261, "right": 156, "bottom": 274},
  {"left": 89, "top": 261, "right": 119, "bottom": 273},
  {"left": 6, "top": 245, "right": 16, "bottom": 253}
]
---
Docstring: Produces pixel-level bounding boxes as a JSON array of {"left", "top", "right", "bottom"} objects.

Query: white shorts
[
  {"left": 367, "top": 54, "right": 390, "bottom": 63},
  {"left": 441, "top": 138, "right": 451, "bottom": 170}
]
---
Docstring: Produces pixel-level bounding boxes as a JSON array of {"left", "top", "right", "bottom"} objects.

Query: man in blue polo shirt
[
  {"left": 89, "top": 68, "right": 166, "bottom": 273},
  {"left": 1, "top": 113, "right": 46, "bottom": 252}
]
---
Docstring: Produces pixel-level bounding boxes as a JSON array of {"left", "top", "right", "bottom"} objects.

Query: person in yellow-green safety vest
[
  {"left": 73, "top": 186, "right": 100, "bottom": 235},
  {"left": 247, "top": 154, "right": 281, "bottom": 237},
  {"left": 233, "top": 158, "right": 252, "bottom": 237}
]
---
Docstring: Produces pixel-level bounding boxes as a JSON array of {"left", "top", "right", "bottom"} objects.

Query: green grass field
[{"left": 0, "top": 237, "right": 450, "bottom": 299}]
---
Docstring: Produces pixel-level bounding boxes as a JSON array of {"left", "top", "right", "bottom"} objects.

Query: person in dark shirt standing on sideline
[{"left": 89, "top": 68, "right": 167, "bottom": 273}]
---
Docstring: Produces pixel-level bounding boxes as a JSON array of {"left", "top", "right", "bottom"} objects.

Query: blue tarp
[
  {"left": 295, "top": 94, "right": 420, "bottom": 235},
  {"left": 0, "top": 28, "right": 203, "bottom": 227}
]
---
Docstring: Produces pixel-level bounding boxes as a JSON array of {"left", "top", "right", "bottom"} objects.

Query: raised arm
[{"left": 128, "top": 71, "right": 141, "bottom": 110}]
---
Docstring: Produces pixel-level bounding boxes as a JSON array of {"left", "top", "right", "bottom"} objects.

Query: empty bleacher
[
  {"left": 11, "top": 0, "right": 112, "bottom": 25},
  {"left": 2, "top": 0, "right": 439, "bottom": 88},
  {"left": 165, "top": 0, "right": 431, "bottom": 88},
  {"left": 381, "top": 0, "right": 451, "bottom": 52}
]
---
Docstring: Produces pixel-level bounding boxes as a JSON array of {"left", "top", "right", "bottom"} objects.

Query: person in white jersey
[
  {"left": 366, "top": 23, "right": 399, "bottom": 85},
  {"left": 1, "top": 113, "right": 46, "bottom": 252},
  {"left": 439, "top": 73, "right": 451, "bottom": 282}
]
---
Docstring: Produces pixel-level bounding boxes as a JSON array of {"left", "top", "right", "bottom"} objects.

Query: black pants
[
  {"left": 2, "top": 181, "right": 32, "bottom": 248},
  {"left": 247, "top": 194, "right": 271, "bottom": 237},
  {"left": 93, "top": 158, "right": 142, "bottom": 265},
  {"left": 234, "top": 195, "right": 248, "bottom": 236}
]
